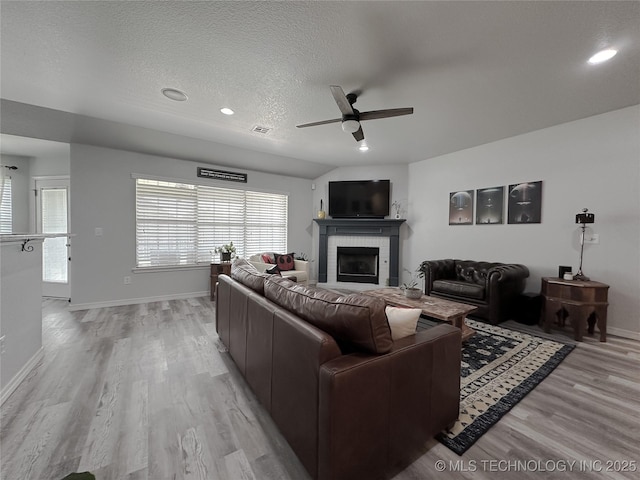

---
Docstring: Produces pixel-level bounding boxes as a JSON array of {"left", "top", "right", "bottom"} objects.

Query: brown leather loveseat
[
  {"left": 420, "top": 259, "right": 529, "bottom": 324},
  {"left": 216, "top": 259, "right": 461, "bottom": 480}
]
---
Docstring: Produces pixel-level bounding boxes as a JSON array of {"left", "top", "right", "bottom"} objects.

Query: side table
[
  {"left": 210, "top": 262, "right": 232, "bottom": 300},
  {"left": 540, "top": 277, "right": 609, "bottom": 342}
]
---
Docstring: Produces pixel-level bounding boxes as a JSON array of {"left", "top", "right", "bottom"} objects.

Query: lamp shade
[
  {"left": 341, "top": 119, "right": 360, "bottom": 133},
  {"left": 576, "top": 208, "right": 594, "bottom": 224}
]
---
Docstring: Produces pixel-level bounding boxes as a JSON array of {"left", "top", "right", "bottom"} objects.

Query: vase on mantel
[{"left": 318, "top": 199, "right": 326, "bottom": 219}]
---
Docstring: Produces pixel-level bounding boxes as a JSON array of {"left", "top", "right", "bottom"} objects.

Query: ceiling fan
[{"left": 296, "top": 85, "right": 414, "bottom": 142}]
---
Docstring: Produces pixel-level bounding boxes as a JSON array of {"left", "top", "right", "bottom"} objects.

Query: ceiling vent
[{"left": 251, "top": 125, "right": 271, "bottom": 134}]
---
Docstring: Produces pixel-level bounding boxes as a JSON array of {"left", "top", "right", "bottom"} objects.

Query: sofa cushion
[
  {"left": 385, "top": 306, "right": 421, "bottom": 341},
  {"left": 433, "top": 279, "right": 485, "bottom": 300},
  {"left": 261, "top": 253, "right": 275, "bottom": 264},
  {"left": 275, "top": 253, "right": 295, "bottom": 271},
  {"left": 231, "top": 257, "right": 268, "bottom": 294},
  {"left": 455, "top": 264, "right": 489, "bottom": 285},
  {"left": 264, "top": 276, "right": 392, "bottom": 354}
]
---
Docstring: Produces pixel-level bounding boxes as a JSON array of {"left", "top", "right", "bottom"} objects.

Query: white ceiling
[{"left": 1, "top": 1, "right": 638, "bottom": 179}]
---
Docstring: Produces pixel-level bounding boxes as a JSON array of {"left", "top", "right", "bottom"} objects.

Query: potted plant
[
  {"left": 214, "top": 242, "right": 236, "bottom": 262},
  {"left": 401, "top": 267, "right": 424, "bottom": 299}
]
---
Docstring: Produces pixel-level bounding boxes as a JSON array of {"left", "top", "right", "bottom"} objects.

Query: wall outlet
[
  {"left": 0, "top": 335, "right": 5, "bottom": 355},
  {"left": 95, "top": 227, "right": 103, "bottom": 236},
  {"left": 124, "top": 276, "right": 131, "bottom": 285},
  {"left": 585, "top": 233, "right": 600, "bottom": 244}
]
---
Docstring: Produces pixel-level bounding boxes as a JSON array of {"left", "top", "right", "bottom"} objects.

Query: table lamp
[{"left": 574, "top": 208, "right": 594, "bottom": 281}]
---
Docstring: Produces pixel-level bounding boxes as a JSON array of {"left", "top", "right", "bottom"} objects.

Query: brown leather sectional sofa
[{"left": 216, "top": 259, "right": 461, "bottom": 480}]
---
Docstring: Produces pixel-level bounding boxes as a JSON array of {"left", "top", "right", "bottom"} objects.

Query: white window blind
[
  {"left": 244, "top": 190, "right": 288, "bottom": 255},
  {"left": 0, "top": 176, "right": 12, "bottom": 233},
  {"left": 41, "top": 188, "right": 68, "bottom": 283},
  {"left": 136, "top": 178, "right": 288, "bottom": 267}
]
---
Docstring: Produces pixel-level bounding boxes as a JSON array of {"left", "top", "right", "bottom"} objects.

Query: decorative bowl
[{"left": 404, "top": 287, "right": 423, "bottom": 299}]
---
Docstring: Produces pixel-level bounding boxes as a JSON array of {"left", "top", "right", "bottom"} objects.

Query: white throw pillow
[{"left": 385, "top": 306, "right": 421, "bottom": 341}]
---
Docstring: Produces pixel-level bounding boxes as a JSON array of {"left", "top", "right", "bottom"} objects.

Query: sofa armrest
[
  {"left": 486, "top": 264, "right": 529, "bottom": 323},
  {"left": 293, "top": 259, "right": 310, "bottom": 277},
  {"left": 487, "top": 263, "right": 530, "bottom": 283},
  {"left": 317, "top": 324, "right": 461, "bottom": 480},
  {"left": 420, "top": 259, "right": 456, "bottom": 294}
]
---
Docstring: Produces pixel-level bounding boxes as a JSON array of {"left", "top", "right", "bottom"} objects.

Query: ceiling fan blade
[
  {"left": 296, "top": 118, "right": 342, "bottom": 128},
  {"left": 352, "top": 126, "right": 364, "bottom": 142},
  {"left": 359, "top": 107, "right": 414, "bottom": 121},
  {"left": 330, "top": 85, "right": 355, "bottom": 116}
]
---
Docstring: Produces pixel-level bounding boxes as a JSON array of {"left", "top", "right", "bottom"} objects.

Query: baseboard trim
[
  {"left": 68, "top": 291, "right": 209, "bottom": 311},
  {"left": 1, "top": 347, "right": 44, "bottom": 406},
  {"left": 607, "top": 326, "right": 640, "bottom": 341}
]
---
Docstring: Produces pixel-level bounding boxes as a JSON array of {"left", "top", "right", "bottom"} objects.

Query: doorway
[{"left": 35, "top": 177, "right": 70, "bottom": 299}]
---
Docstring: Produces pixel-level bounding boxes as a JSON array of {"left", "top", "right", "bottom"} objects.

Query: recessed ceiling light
[
  {"left": 161, "top": 88, "right": 188, "bottom": 102},
  {"left": 359, "top": 144, "right": 369, "bottom": 152},
  {"left": 220, "top": 107, "right": 235, "bottom": 115},
  {"left": 588, "top": 48, "right": 617, "bottom": 65}
]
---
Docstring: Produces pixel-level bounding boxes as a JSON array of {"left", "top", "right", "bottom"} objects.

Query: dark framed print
[
  {"left": 476, "top": 186, "right": 504, "bottom": 224},
  {"left": 508, "top": 181, "right": 542, "bottom": 224},
  {"left": 449, "top": 190, "right": 474, "bottom": 225}
]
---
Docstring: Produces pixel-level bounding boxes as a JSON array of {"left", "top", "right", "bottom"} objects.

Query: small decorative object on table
[
  {"left": 391, "top": 200, "right": 402, "bottom": 219},
  {"left": 214, "top": 242, "right": 236, "bottom": 262},
  {"left": 402, "top": 267, "right": 424, "bottom": 299}
]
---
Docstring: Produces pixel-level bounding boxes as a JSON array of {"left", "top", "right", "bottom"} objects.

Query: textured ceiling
[{"left": 1, "top": 1, "right": 639, "bottom": 178}]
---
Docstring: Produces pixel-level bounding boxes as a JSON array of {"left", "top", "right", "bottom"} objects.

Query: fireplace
[
  {"left": 337, "top": 247, "right": 379, "bottom": 284},
  {"left": 314, "top": 218, "right": 405, "bottom": 288}
]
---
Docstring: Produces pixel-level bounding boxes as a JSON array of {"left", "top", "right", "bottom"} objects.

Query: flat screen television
[{"left": 328, "top": 180, "right": 390, "bottom": 218}]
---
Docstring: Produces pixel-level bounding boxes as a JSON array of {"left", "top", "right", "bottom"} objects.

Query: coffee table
[{"left": 363, "top": 287, "right": 477, "bottom": 342}]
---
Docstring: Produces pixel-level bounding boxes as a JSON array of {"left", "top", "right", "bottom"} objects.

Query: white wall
[
  {"left": 69, "top": 144, "right": 313, "bottom": 308},
  {"left": 1, "top": 238, "right": 43, "bottom": 394},
  {"left": 310, "top": 165, "right": 410, "bottom": 282},
  {"left": 30, "top": 154, "right": 70, "bottom": 177},
  {"left": 407, "top": 106, "right": 640, "bottom": 337}
]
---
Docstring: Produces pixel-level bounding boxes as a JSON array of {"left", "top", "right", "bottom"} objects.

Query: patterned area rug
[{"left": 433, "top": 318, "right": 574, "bottom": 455}]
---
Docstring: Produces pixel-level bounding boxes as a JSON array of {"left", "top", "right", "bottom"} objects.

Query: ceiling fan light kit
[
  {"left": 296, "top": 85, "right": 414, "bottom": 143},
  {"left": 341, "top": 119, "right": 360, "bottom": 133}
]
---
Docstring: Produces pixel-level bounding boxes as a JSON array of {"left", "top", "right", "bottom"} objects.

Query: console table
[
  {"left": 540, "top": 277, "right": 609, "bottom": 342},
  {"left": 210, "top": 262, "right": 232, "bottom": 300}
]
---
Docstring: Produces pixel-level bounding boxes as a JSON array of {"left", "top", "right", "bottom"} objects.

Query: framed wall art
[
  {"left": 476, "top": 186, "right": 504, "bottom": 224},
  {"left": 508, "top": 181, "right": 542, "bottom": 224},
  {"left": 449, "top": 190, "right": 474, "bottom": 225}
]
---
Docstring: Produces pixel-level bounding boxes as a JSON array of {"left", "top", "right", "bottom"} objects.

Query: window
[
  {"left": 0, "top": 175, "right": 12, "bottom": 233},
  {"left": 135, "top": 177, "right": 288, "bottom": 268}
]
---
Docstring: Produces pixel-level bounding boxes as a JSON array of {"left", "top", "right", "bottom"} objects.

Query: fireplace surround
[{"left": 314, "top": 219, "right": 405, "bottom": 287}]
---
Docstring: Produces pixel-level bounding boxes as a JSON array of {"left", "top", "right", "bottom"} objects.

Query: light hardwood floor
[{"left": 1, "top": 298, "right": 639, "bottom": 480}]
